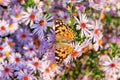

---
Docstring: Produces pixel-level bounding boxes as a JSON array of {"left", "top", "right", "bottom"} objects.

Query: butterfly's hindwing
[{"left": 55, "top": 43, "right": 74, "bottom": 63}]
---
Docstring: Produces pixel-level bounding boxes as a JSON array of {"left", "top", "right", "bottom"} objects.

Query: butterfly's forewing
[{"left": 55, "top": 19, "right": 74, "bottom": 42}]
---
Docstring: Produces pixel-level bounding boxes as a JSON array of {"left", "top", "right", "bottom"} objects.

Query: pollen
[
  {"left": 50, "top": 62, "right": 57, "bottom": 69},
  {"left": 8, "top": 41, "right": 14, "bottom": 47},
  {"left": 81, "top": 22, "right": 86, "bottom": 28},
  {"left": 15, "top": 13, "right": 21, "bottom": 18},
  {"left": 45, "top": 68, "right": 50, "bottom": 73},
  {"left": 29, "top": 14, "right": 35, "bottom": 20},
  {"left": 71, "top": 51, "right": 78, "bottom": 58},
  {"left": 82, "top": 46, "right": 88, "bottom": 53},
  {"left": 4, "top": 67, "right": 10, "bottom": 73},
  {"left": 90, "top": 45, "right": 94, "bottom": 50},
  {"left": 94, "top": 29, "right": 100, "bottom": 35},
  {"left": 33, "top": 61, "right": 39, "bottom": 67},
  {"left": 23, "top": 76, "right": 29, "bottom": 80},
  {"left": 15, "top": 57, "right": 20, "bottom": 63},
  {"left": 21, "top": 34, "right": 27, "bottom": 39},
  {"left": 64, "top": 15, "right": 68, "bottom": 20},
  {"left": 8, "top": 23, "right": 13, "bottom": 28},
  {"left": 1, "top": 26, "right": 6, "bottom": 30},
  {"left": 29, "top": 48, "right": 33, "bottom": 51},
  {"left": 110, "top": 63, "right": 116, "bottom": 68},
  {"left": 98, "top": 39, "right": 103, "bottom": 45},
  {"left": 39, "top": 20, "right": 45, "bottom": 27},
  {"left": 5, "top": 52, "right": 10, "bottom": 57}
]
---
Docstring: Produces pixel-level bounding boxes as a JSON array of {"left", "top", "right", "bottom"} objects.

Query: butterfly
[{"left": 54, "top": 18, "right": 75, "bottom": 63}]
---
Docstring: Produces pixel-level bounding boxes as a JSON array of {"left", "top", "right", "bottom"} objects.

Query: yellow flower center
[
  {"left": 49, "top": 62, "right": 56, "bottom": 69},
  {"left": 0, "top": 0, "right": 3, "bottom": 3},
  {"left": 100, "top": 13, "right": 105, "bottom": 20},
  {"left": 90, "top": 45, "right": 94, "bottom": 50},
  {"left": 98, "top": 39, "right": 103, "bottom": 45},
  {"left": 82, "top": 46, "right": 88, "bottom": 53},
  {"left": 15, "top": 13, "right": 21, "bottom": 18},
  {"left": 104, "top": 4, "right": 108, "bottom": 8},
  {"left": 5, "top": 52, "right": 10, "bottom": 57},
  {"left": 8, "top": 41, "right": 14, "bottom": 47},
  {"left": 9, "top": 23, "right": 13, "bottom": 29}
]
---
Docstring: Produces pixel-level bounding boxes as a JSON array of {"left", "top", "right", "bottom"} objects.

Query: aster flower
[
  {"left": 15, "top": 62, "right": 33, "bottom": 76},
  {"left": 49, "top": 62, "right": 62, "bottom": 74},
  {"left": 5, "top": 38, "right": 16, "bottom": 51},
  {"left": 8, "top": 52, "right": 22, "bottom": 66},
  {"left": 74, "top": 12, "right": 93, "bottom": 37},
  {"left": 9, "top": 4, "right": 24, "bottom": 23},
  {"left": 16, "top": 28, "right": 32, "bottom": 44},
  {"left": 27, "top": 57, "right": 42, "bottom": 73},
  {"left": 0, "top": 20, "right": 9, "bottom": 37},
  {"left": 89, "top": 20, "right": 103, "bottom": 42},
  {"left": 7, "top": 19, "right": 19, "bottom": 34},
  {"left": 21, "top": 7, "right": 39, "bottom": 26},
  {"left": 99, "top": 55, "right": 120, "bottom": 79},
  {"left": 40, "top": 60, "right": 55, "bottom": 80},
  {"left": 17, "top": 70, "right": 36, "bottom": 80},
  {"left": 64, "top": 39, "right": 91, "bottom": 64},
  {"left": 0, "top": 62, "right": 14, "bottom": 80},
  {"left": 93, "top": 36, "right": 103, "bottom": 51},
  {"left": 23, "top": 42, "right": 37, "bottom": 58},
  {"left": 1, "top": 42, "right": 13, "bottom": 59},
  {"left": 57, "top": 11, "right": 70, "bottom": 22},
  {"left": 98, "top": 54, "right": 111, "bottom": 64},
  {"left": 69, "top": 42, "right": 82, "bottom": 59},
  {"left": 79, "top": 39, "right": 91, "bottom": 53},
  {"left": 31, "top": 13, "right": 53, "bottom": 39}
]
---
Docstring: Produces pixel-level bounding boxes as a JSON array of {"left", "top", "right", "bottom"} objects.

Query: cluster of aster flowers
[{"left": 0, "top": 0, "right": 120, "bottom": 80}]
